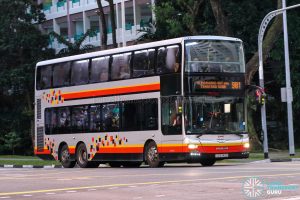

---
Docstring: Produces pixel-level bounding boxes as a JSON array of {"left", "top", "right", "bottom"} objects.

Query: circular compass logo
[{"left": 242, "top": 177, "right": 266, "bottom": 199}]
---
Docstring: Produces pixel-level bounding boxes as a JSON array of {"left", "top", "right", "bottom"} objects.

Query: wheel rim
[
  {"left": 61, "top": 149, "right": 70, "bottom": 163},
  {"left": 147, "top": 146, "right": 158, "bottom": 163},
  {"left": 78, "top": 149, "right": 87, "bottom": 164}
]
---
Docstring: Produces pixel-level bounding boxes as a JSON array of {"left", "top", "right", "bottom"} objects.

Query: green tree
[
  {"left": 3, "top": 132, "right": 22, "bottom": 155},
  {"left": 49, "top": 29, "right": 96, "bottom": 57},
  {"left": 0, "top": 0, "right": 54, "bottom": 154}
]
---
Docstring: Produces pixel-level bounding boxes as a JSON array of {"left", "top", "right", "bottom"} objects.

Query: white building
[{"left": 38, "top": 0, "right": 155, "bottom": 53}]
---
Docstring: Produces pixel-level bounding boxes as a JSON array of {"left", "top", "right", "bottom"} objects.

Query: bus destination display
[{"left": 194, "top": 80, "right": 242, "bottom": 90}]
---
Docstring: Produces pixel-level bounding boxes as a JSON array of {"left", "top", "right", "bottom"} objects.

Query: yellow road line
[{"left": 1, "top": 172, "right": 300, "bottom": 196}]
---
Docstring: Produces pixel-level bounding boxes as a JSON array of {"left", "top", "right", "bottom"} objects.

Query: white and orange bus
[{"left": 35, "top": 36, "right": 249, "bottom": 168}]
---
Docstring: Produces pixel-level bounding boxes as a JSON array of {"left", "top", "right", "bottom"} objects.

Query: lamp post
[{"left": 258, "top": 3, "right": 300, "bottom": 159}]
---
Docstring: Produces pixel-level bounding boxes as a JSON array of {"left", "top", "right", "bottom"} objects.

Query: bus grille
[
  {"left": 36, "top": 99, "right": 41, "bottom": 119},
  {"left": 37, "top": 127, "right": 44, "bottom": 152}
]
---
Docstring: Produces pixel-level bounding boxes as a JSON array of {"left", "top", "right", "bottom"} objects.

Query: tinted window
[
  {"left": 90, "top": 56, "right": 109, "bottom": 83},
  {"left": 157, "top": 45, "right": 180, "bottom": 74},
  {"left": 143, "top": 99, "right": 158, "bottom": 130},
  {"left": 102, "top": 103, "right": 120, "bottom": 131},
  {"left": 122, "top": 101, "right": 143, "bottom": 131},
  {"left": 90, "top": 105, "right": 102, "bottom": 132},
  {"left": 71, "top": 106, "right": 89, "bottom": 132},
  {"left": 161, "top": 97, "right": 182, "bottom": 135},
  {"left": 53, "top": 62, "right": 71, "bottom": 87},
  {"left": 37, "top": 65, "right": 52, "bottom": 90},
  {"left": 45, "top": 108, "right": 55, "bottom": 135},
  {"left": 133, "top": 49, "right": 155, "bottom": 78},
  {"left": 71, "top": 60, "right": 89, "bottom": 85},
  {"left": 56, "top": 107, "right": 71, "bottom": 134},
  {"left": 111, "top": 53, "right": 131, "bottom": 80}
]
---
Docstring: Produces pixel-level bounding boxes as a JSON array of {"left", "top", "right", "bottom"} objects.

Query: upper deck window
[
  {"left": 111, "top": 53, "right": 131, "bottom": 80},
  {"left": 53, "top": 62, "right": 71, "bottom": 87},
  {"left": 90, "top": 56, "right": 110, "bottom": 83},
  {"left": 71, "top": 60, "right": 89, "bottom": 85},
  {"left": 133, "top": 49, "right": 155, "bottom": 77},
  {"left": 37, "top": 65, "right": 52, "bottom": 90},
  {"left": 185, "top": 40, "right": 245, "bottom": 73},
  {"left": 157, "top": 45, "right": 181, "bottom": 74}
]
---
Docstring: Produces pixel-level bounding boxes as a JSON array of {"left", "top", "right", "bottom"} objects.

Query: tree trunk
[
  {"left": 96, "top": 0, "right": 108, "bottom": 50},
  {"left": 209, "top": 0, "right": 232, "bottom": 36},
  {"left": 107, "top": 0, "right": 117, "bottom": 48},
  {"left": 180, "top": 1, "right": 204, "bottom": 35}
]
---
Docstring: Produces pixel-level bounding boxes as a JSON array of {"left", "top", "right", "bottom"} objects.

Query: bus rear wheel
[
  {"left": 145, "top": 141, "right": 163, "bottom": 168},
  {"left": 76, "top": 143, "right": 98, "bottom": 168},
  {"left": 59, "top": 144, "right": 76, "bottom": 168},
  {"left": 200, "top": 159, "right": 216, "bottom": 167}
]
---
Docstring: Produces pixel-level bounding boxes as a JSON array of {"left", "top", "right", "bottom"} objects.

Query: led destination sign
[{"left": 195, "top": 80, "right": 242, "bottom": 90}]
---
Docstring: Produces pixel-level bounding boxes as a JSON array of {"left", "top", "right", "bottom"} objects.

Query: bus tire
[
  {"left": 145, "top": 141, "right": 162, "bottom": 168},
  {"left": 200, "top": 159, "right": 216, "bottom": 167},
  {"left": 109, "top": 162, "right": 122, "bottom": 168},
  {"left": 122, "top": 162, "right": 142, "bottom": 168},
  {"left": 59, "top": 144, "right": 76, "bottom": 168},
  {"left": 76, "top": 143, "right": 90, "bottom": 168}
]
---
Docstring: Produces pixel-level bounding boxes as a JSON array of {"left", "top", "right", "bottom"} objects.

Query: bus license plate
[{"left": 215, "top": 154, "right": 228, "bottom": 158}]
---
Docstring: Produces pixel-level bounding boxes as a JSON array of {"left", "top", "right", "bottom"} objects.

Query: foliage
[
  {"left": 0, "top": 0, "right": 54, "bottom": 155},
  {"left": 49, "top": 29, "right": 96, "bottom": 57}
]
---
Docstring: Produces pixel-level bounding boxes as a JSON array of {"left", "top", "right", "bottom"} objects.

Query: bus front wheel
[
  {"left": 200, "top": 159, "right": 216, "bottom": 167},
  {"left": 145, "top": 141, "right": 163, "bottom": 168},
  {"left": 59, "top": 144, "right": 76, "bottom": 168}
]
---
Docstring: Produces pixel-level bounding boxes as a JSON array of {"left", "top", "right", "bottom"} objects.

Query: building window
[{"left": 71, "top": 60, "right": 89, "bottom": 85}]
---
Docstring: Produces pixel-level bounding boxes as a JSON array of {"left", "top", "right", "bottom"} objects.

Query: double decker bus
[{"left": 35, "top": 36, "right": 249, "bottom": 168}]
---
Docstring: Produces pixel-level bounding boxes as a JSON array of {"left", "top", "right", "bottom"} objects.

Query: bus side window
[
  {"left": 53, "top": 62, "right": 71, "bottom": 87},
  {"left": 133, "top": 49, "right": 155, "bottom": 78},
  {"left": 122, "top": 100, "right": 142, "bottom": 131},
  {"left": 90, "top": 105, "right": 102, "bottom": 132},
  {"left": 71, "top": 59, "right": 89, "bottom": 85},
  {"left": 90, "top": 56, "right": 109, "bottom": 83},
  {"left": 157, "top": 45, "right": 180, "bottom": 74},
  {"left": 102, "top": 103, "right": 120, "bottom": 131},
  {"left": 56, "top": 107, "right": 71, "bottom": 134},
  {"left": 156, "top": 47, "right": 167, "bottom": 74},
  {"left": 161, "top": 97, "right": 182, "bottom": 135},
  {"left": 71, "top": 106, "right": 89, "bottom": 133},
  {"left": 143, "top": 99, "right": 158, "bottom": 130},
  {"left": 37, "top": 65, "right": 52, "bottom": 90},
  {"left": 45, "top": 108, "right": 54, "bottom": 135},
  {"left": 111, "top": 53, "right": 131, "bottom": 80}
]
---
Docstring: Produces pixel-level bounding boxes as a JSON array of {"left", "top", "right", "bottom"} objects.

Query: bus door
[{"left": 160, "top": 97, "right": 184, "bottom": 161}]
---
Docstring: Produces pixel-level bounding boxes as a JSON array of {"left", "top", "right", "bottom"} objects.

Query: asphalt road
[{"left": 0, "top": 162, "right": 300, "bottom": 200}]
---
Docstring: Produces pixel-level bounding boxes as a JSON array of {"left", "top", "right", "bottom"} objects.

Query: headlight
[
  {"left": 188, "top": 144, "right": 198, "bottom": 149},
  {"left": 243, "top": 142, "right": 250, "bottom": 149}
]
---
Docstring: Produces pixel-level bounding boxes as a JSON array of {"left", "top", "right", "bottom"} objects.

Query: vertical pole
[
  {"left": 258, "top": 40, "right": 269, "bottom": 159},
  {"left": 67, "top": 0, "right": 72, "bottom": 40},
  {"left": 133, "top": 0, "right": 136, "bottom": 35},
  {"left": 282, "top": 0, "right": 295, "bottom": 156},
  {"left": 121, "top": 0, "right": 126, "bottom": 47}
]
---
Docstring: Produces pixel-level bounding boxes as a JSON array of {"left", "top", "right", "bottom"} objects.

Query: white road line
[
  {"left": 23, "top": 195, "right": 32, "bottom": 197},
  {"left": 87, "top": 189, "right": 97, "bottom": 191},
  {"left": 45, "top": 193, "right": 56, "bottom": 195},
  {"left": 155, "top": 195, "right": 165, "bottom": 198},
  {"left": 108, "top": 187, "right": 119, "bottom": 190},
  {"left": 0, "top": 197, "right": 10, "bottom": 199},
  {"left": 56, "top": 179, "right": 72, "bottom": 181},
  {"left": 133, "top": 197, "right": 143, "bottom": 199},
  {"left": 129, "top": 186, "right": 137, "bottom": 188},
  {"left": 66, "top": 191, "right": 77, "bottom": 193}
]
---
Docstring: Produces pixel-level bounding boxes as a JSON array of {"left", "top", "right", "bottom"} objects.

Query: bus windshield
[
  {"left": 185, "top": 40, "right": 245, "bottom": 73},
  {"left": 184, "top": 96, "right": 245, "bottom": 135}
]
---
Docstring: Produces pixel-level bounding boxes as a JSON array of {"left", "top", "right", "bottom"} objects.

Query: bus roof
[{"left": 36, "top": 35, "right": 242, "bottom": 67}]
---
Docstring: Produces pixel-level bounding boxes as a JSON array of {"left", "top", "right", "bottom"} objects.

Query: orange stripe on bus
[{"left": 62, "top": 83, "right": 160, "bottom": 100}]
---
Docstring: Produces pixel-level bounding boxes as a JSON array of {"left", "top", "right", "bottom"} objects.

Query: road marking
[
  {"left": 155, "top": 195, "right": 165, "bottom": 198},
  {"left": 0, "top": 197, "right": 10, "bottom": 199},
  {"left": 22, "top": 195, "right": 32, "bottom": 197},
  {"left": 129, "top": 186, "right": 137, "bottom": 188},
  {"left": 66, "top": 191, "right": 77, "bottom": 193},
  {"left": 108, "top": 187, "right": 119, "bottom": 190},
  {"left": 2, "top": 172, "right": 300, "bottom": 196},
  {"left": 56, "top": 179, "right": 72, "bottom": 181},
  {"left": 275, "top": 196, "right": 300, "bottom": 200},
  {"left": 87, "top": 189, "right": 97, "bottom": 191},
  {"left": 45, "top": 193, "right": 56, "bottom": 195}
]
